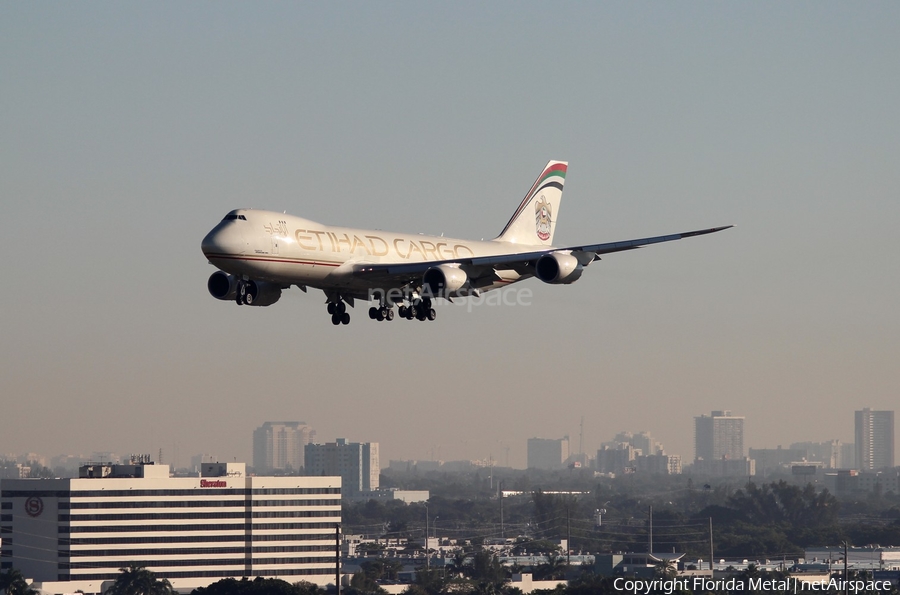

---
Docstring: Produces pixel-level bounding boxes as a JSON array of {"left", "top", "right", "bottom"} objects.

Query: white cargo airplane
[{"left": 201, "top": 161, "right": 731, "bottom": 325}]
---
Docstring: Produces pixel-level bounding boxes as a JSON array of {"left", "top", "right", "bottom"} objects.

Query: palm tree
[
  {"left": 534, "top": 553, "right": 568, "bottom": 581},
  {"left": 737, "top": 563, "right": 763, "bottom": 588},
  {"left": 653, "top": 558, "right": 677, "bottom": 579},
  {"left": 0, "top": 569, "right": 38, "bottom": 595},
  {"left": 450, "top": 551, "right": 469, "bottom": 578},
  {"left": 104, "top": 565, "right": 176, "bottom": 595}
]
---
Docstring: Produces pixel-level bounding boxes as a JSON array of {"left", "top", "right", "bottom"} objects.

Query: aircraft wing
[
  {"left": 561, "top": 223, "right": 735, "bottom": 257},
  {"left": 353, "top": 225, "right": 733, "bottom": 286}
]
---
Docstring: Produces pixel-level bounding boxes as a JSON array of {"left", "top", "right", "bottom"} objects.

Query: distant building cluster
[
  {"left": 386, "top": 458, "right": 505, "bottom": 475},
  {"left": 520, "top": 431, "right": 682, "bottom": 476},
  {"left": 595, "top": 431, "right": 682, "bottom": 476},
  {"left": 251, "top": 422, "right": 380, "bottom": 495},
  {"left": 688, "top": 407, "right": 894, "bottom": 482},
  {"left": 252, "top": 421, "right": 316, "bottom": 473},
  {"left": 512, "top": 407, "right": 895, "bottom": 481}
]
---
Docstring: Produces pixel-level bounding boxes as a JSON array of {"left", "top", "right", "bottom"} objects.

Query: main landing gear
[
  {"left": 368, "top": 305, "right": 395, "bottom": 322},
  {"left": 326, "top": 301, "right": 350, "bottom": 325},
  {"left": 366, "top": 297, "right": 436, "bottom": 323},
  {"left": 398, "top": 297, "right": 436, "bottom": 322}
]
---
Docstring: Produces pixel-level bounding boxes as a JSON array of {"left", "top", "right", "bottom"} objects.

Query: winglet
[{"left": 679, "top": 224, "right": 734, "bottom": 238}]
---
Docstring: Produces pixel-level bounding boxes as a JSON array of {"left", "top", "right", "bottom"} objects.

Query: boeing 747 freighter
[{"left": 201, "top": 161, "right": 731, "bottom": 325}]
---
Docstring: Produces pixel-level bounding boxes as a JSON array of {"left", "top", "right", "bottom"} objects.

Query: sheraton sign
[{"left": 200, "top": 480, "right": 227, "bottom": 488}]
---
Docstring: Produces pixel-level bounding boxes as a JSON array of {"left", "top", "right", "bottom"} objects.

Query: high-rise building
[
  {"left": 527, "top": 437, "right": 570, "bottom": 470},
  {"left": 304, "top": 439, "right": 379, "bottom": 494},
  {"left": 855, "top": 409, "right": 894, "bottom": 470},
  {"left": 694, "top": 410, "right": 744, "bottom": 462},
  {"left": 252, "top": 421, "right": 316, "bottom": 473},
  {"left": 0, "top": 459, "right": 341, "bottom": 593},
  {"left": 595, "top": 443, "right": 635, "bottom": 474}
]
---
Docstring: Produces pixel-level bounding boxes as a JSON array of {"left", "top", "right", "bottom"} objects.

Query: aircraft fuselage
[{"left": 202, "top": 209, "right": 535, "bottom": 295}]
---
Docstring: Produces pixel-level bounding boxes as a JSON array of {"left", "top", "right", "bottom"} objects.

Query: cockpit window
[{"left": 222, "top": 214, "right": 248, "bottom": 221}]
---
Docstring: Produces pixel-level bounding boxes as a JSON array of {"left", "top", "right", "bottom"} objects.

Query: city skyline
[
  {"left": 4, "top": 405, "right": 894, "bottom": 474},
  {"left": 2, "top": 3, "right": 898, "bottom": 469}
]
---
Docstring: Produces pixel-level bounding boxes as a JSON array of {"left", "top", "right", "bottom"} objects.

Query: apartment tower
[{"left": 855, "top": 408, "right": 894, "bottom": 470}]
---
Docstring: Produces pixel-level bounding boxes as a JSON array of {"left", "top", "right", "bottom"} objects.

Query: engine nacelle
[
  {"left": 422, "top": 264, "right": 468, "bottom": 297},
  {"left": 208, "top": 271, "right": 238, "bottom": 300},
  {"left": 535, "top": 252, "right": 584, "bottom": 284},
  {"left": 242, "top": 280, "right": 282, "bottom": 306},
  {"left": 207, "top": 272, "right": 282, "bottom": 306}
]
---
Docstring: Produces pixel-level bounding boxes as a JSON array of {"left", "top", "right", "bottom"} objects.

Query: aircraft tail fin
[{"left": 495, "top": 160, "right": 567, "bottom": 246}]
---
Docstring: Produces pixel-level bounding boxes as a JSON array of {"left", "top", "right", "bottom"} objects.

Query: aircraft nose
[{"left": 201, "top": 225, "right": 244, "bottom": 258}]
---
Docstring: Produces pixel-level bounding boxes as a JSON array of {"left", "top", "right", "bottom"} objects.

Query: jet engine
[
  {"left": 242, "top": 280, "right": 282, "bottom": 306},
  {"left": 422, "top": 264, "right": 468, "bottom": 297},
  {"left": 535, "top": 252, "right": 583, "bottom": 284},
  {"left": 208, "top": 271, "right": 238, "bottom": 300},
  {"left": 208, "top": 271, "right": 282, "bottom": 306}
]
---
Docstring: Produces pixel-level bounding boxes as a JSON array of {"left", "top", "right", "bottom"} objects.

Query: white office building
[{"left": 0, "top": 459, "right": 341, "bottom": 594}]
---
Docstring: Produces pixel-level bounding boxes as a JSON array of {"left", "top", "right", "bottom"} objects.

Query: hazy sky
[{"left": 2, "top": 3, "right": 898, "bottom": 470}]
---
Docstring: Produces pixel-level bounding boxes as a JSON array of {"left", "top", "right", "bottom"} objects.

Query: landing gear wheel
[
  {"left": 245, "top": 292, "right": 254, "bottom": 305},
  {"left": 331, "top": 314, "right": 341, "bottom": 325},
  {"left": 368, "top": 307, "right": 378, "bottom": 320},
  {"left": 385, "top": 309, "right": 394, "bottom": 321},
  {"left": 427, "top": 308, "right": 436, "bottom": 321},
  {"left": 376, "top": 310, "right": 384, "bottom": 321},
  {"left": 341, "top": 312, "right": 350, "bottom": 325},
  {"left": 328, "top": 303, "right": 336, "bottom": 315},
  {"left": 336, "top": 302, "right": 346, "bottom": 316}
]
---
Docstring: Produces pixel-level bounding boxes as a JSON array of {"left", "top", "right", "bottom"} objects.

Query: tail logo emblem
[{"left": 535, "top": 196, "right": 552, "bottom": 241}]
